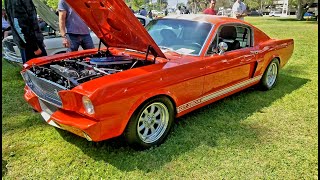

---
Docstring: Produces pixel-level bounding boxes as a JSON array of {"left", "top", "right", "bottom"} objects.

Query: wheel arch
[
  {"left": 261, "top": 55, "right": 280, "bottom": 74},
  {"left": 119, "top": 91, "right": 178, "bottom": 135}
]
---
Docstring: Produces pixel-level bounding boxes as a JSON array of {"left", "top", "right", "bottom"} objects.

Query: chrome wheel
[
  {"left": 266, "top": 62, "right": 278, "bottom": 87},
  {"left": 137, "top": 102, "right": 169, "bottom": 144}
]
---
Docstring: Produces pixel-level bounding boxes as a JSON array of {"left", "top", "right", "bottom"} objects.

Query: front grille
[
  {"left": 22, "top": 70, "right": 67, "bottom": 107},
  {"left": 39, "top": 99, "right": 58, "bottom": 115}
]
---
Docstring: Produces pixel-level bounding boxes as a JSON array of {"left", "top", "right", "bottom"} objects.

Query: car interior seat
[
  {"left": 219, "top": 26, "right": 240, "bottom": 51},
  {"left": 160, "top": 29, "right": 178, "bottom": 47}
]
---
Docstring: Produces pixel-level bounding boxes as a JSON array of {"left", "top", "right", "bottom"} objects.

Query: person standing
[
  {"left": 129, "top": 6, "right": 135, "bottom": 13},
  {"left": 139, "top": 7, "right": 147, "bottom": 16},
  {"left": 2, "top": 9, "right": 11, "bottom": 39},
  {"left": 4, "top": 0, "right": 47, "bottom": 63},
  {"left": 203, "top": 0, "right": 217, "bottom": 15},
  {"left": 176, "top": 6, "right": 182, "bottom": 15},
  {"left": 164, "top": 9, "right": 168, "bottom": 16},
  {"left": 148, "top": 10, "right": 153, "bottom": 19},
  {"left": 58, "top": 0, "right": 94, "bottom": 52},
  {"left": 232, "top": 0, "right": 247, "bottom": 20}
]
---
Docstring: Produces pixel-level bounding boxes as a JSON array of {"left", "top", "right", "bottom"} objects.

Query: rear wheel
[
  {"left": 259, "top": 58, "right": 280, "bottom": 90},
  {"left": 124, "top": 97, "right": 174, "bottom": 150}
]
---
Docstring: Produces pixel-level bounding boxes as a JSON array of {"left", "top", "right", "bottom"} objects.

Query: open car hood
[
  {"left": 33, "top": 0, "right": 59, "bottom": 31},
  {"left": 65, "top": 0, "right": 166, "bottom": 59}
]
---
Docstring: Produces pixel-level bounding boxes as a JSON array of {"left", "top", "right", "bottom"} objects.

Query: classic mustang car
[
  {"left": 20, "top": 0, "right": 294, "bottom": 149},
  {"left": 2, "top": 0, "right": 150, "bottom": 64}
]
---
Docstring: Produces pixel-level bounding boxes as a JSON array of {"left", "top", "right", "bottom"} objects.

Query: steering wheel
[{"left": 190, "top": 42, "right": 202, "bottom": 48}]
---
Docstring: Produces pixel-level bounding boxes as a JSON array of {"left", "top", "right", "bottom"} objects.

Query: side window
[{"left": 206, "top": 25, "right": 253, "bottom": 55}]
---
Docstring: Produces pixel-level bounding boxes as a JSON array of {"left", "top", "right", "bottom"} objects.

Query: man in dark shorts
[{"left": 58, "top": 0, "right": 94, "bottom": 52}]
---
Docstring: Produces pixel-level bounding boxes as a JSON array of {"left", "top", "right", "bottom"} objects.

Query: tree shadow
[
  {"left": 2, "top": 113, "right": 45, "bottom": 135},
  {"left": 56, "top": 73, "right": 309, "bottom": 173},
  {"left": 265, "top": 18, "right": 318, "bottom": 22},
  {"left": 2, "top": 159, "right": 8, "bottom": 177},
  {"left": 305, "top": 21, "right": 318, "bottom": 24}
]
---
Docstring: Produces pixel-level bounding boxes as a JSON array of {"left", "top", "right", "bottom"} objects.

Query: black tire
[
  {"left": 123, "top": 97, "right": 175, "bottom": 150},
  {"left": 259, "top": 58, "right": 280, "bottom": 91}
]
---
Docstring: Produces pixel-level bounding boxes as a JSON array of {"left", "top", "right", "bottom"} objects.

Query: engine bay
[{"left": 28, "top": 51, "right": 153, "bottom": 89}]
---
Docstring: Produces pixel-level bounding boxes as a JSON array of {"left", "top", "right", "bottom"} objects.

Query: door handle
[{"left": 221, "top": 59, "right": 228, "bottom": 63}]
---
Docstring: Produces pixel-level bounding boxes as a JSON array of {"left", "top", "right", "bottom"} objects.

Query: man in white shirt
[
  {"left": 176, "top": 6, "right": 182, "bottom": 15},
  {"left": 232, "top": 0, "right": 247, "bottom": 20}
]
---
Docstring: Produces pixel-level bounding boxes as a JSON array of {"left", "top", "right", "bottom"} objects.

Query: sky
[{"left": 167, "top": 0, "right": 188, "bottom": 8}]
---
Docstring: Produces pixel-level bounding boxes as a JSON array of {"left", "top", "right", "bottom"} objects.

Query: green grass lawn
[{"left": 2, "top": 17, "right": 318, "bottom": 179}]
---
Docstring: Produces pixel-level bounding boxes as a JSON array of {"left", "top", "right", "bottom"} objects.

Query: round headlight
[{"left": 82, "top": 96, "right": 95, "bottom": 114}]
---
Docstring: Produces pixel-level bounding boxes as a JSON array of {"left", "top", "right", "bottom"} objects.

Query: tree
[
  {"left": 132, "top": 0, "right": 146, "bottom": 10},
  {"left": 296, "top": 0, "right": 315, "bottom": 20},
  {"left": 244, "top": 0, "right": 261, "bottom": 10},
  {"left": 187, "top": 0, "right": 209, "bottom": 13},
  {"left": 45, "top": 0, "right": 58, "bottom": 10}
]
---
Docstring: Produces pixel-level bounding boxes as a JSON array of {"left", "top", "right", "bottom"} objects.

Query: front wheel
[
  {"left": 124, "top": 97, "right": 175, "bottom": 150},
  {"left": 259, "top": 58, "right": 280, "bottom": 90}
]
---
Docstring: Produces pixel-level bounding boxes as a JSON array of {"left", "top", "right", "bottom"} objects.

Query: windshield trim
[{"left": 197, "top": 24, "right": 215, "bottom": 57}]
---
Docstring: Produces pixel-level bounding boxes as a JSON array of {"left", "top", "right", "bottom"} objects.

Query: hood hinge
[{"left": 98, "top": 39, "right": 111, "bottom": 56}]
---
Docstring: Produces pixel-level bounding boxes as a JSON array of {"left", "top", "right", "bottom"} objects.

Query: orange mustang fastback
[{"left": 21, "top": 0, "right": 294, "bottom": 149}]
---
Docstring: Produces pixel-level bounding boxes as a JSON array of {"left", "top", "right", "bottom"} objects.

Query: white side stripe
[{"left": 177, "top": 75, "right": 262, "bottom": 113}]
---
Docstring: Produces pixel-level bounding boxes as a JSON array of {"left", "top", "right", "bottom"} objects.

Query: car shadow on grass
[{"left": 56, "top": 73, "right": 309, "bottom": 173}]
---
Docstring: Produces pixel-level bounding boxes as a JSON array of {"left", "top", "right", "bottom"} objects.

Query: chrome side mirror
[{"left": 218, "top": 42, "right": 228, "bottom": 55}]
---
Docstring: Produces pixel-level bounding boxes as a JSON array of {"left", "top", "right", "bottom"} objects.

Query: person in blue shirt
[
  {"left": 58, "top": 0, "right": 94, "bottom": 52},
  {"left": 140, "top": 8, "right": 147, "bottom": 16}
]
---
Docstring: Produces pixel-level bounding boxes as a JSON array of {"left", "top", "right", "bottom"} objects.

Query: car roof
[{"left": 163, "top": 14, "right": 251, "bottom": 26}]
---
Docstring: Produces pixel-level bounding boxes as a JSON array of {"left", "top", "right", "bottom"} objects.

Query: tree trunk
[{"left": 296, "top": 3, "right": 306, "bottom": 20}]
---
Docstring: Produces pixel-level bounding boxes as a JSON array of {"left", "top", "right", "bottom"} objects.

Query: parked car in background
[
  {"left": 303, "top": 12, "right": 316, "bottom": 20},
  {"left": 269, "top": 11, "right": 283, "bottom": 17},
  {"left": 248, "top": 10, "right": 263, "bottom": 16},
  {"left": 217, "top": 8, "right": 232, "bottom": 17},
  {"left": 21, "top": 0, "right": 294, "bottom": 150},
  {"left": 135, "top": 14, "right": 151, "bottom": 26},
  {"left": 2, "top": 0, "right": 150, "bottom": 64}
]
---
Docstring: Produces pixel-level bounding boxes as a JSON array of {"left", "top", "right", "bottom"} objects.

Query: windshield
[{"left": 146, "top": 19, "right": 213, "bottom": 55}]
